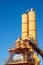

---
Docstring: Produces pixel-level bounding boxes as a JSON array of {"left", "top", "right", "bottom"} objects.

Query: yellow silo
[
  {"left": 22, "top": 14, "right": 28, "bottom": 40},
  {"left": 28, "top": 8, "right": 37, "bottom": 43}
]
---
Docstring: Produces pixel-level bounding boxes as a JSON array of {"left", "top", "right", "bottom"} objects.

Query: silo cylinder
[
  {"left": 28, "top": 8, "right": 37, "bottom": 43},
  {"left": 22, "top": 14, "right": 28, "bottom": 40}
]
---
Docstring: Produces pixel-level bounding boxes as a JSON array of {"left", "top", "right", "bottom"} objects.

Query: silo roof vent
[{"left": 30, "top": 8, "right": 35, "bottom": 11}]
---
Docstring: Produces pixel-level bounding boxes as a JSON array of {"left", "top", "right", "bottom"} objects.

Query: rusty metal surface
[{"left": 4, "top": 61, "right": 35, "bottom": 65}]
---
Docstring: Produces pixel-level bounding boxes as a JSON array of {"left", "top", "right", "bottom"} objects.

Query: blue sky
[{"left": 0, "top": 0, "right": 43, "bottom": 65}]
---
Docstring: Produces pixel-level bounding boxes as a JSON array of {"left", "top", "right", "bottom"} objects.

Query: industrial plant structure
[{"left": 3, "top": 8, "right": 43, "bottom": 65}]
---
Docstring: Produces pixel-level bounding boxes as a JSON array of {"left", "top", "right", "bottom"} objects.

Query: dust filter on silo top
[{"left": 22, "top": 13, "right": 28, "bottom": 40}]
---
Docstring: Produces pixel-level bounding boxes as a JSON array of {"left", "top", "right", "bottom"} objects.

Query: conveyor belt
[{"left": 29, "top": 40, "right": 43, "bottom": 57}]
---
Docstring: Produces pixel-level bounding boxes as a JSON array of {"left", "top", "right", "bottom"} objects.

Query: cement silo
[
  {"left": 28, "top": 8, "right": 37, "bottom": 43},
  {"left": 22, "top": 14, "right": 28, "bottom": 40}
]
